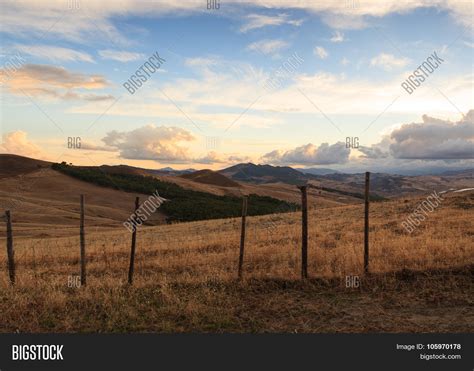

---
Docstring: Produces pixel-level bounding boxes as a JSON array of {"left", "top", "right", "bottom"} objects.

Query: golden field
[{"left": 0, "top": 191, "right": 472, "bottom": 333}]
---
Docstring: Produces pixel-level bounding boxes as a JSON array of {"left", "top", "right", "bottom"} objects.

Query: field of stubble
[{"left": 0, "top": 191, "right": 472, "bottom": 333}]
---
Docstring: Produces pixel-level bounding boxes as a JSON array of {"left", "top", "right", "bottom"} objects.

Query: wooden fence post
[
  {"left": 238, "top": 196, "right": 248, "bottom": 280},
  {"left": 5, "top": 210, "right": 15, "bottom": 285},
  {"left": 128, "top": 197, "right": 140, "bottom": 285},
  {"left": 80, "top": 195, "right": 86, "bottom": 286},
  {"left": 298, "top": 185, "right": 308, "bottom": 279},
  {"left": 364, "top": 172, "right": 370, "bottom": 274}
]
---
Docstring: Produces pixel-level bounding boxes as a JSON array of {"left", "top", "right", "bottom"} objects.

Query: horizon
[
  {"left": 2, "top": 152, "right": 473, "bottom": 177},
  {"left": 0, "top": 0, "right": 472, "bottom": 173}
]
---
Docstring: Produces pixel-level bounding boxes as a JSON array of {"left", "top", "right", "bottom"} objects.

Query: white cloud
[
  {"left": 89, "top": 125, "right": 251, "bottom": 165},
  {"left": 314, "top": 46, "right": 328, "bottom": 59},
  {"left": 341, "top": 57, "right": 350, "bottom": 66},
  {"left": 370, "top": 53, "right": 410, "bottom": 71},
  {"left": 101, "top": 125, "right": 195, "bottom": 163},
  {"left": 0, "top": 63, "right": 113, "bottom": 101},
  {"left": 247, "top": 39, "right": 289, "bottom": 56},
  {"left": 0, "top": 0, "right": 471, "bottom": 48},
  {"left": 195, "top": 151, "right": 226, "bottom": 164},
  {"left": 98, "top": 49, "right": 145, "bottom": 62},
  {"left": 330, "top": 31, "right": 345, "bottom": 43},
  {"left": 1, "top": 131, "right": 44, "bottom": 158},
  {"left": 261, "top": 142, "right": 350, "bottom": 165},
  {"left": 240, "top": 13, "right": 304, "bottom": 32},
  {"left": 13, "top": 45, "right": 94, "bottom": 63},
  {"left": 69, "top": 57, "right": 472, "bottom": 128}
]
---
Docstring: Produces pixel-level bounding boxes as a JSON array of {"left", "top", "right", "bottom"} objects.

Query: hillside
[
  {"left": 317, "top": 171, "right": 474, "bottom": 198},
  {"left": 0, "top": 153, "right": 51, "bottom": 178},
  {"left": 180, "top": 169, "right": 240, "bottom": 187},
  {"left": 0, "top": 190, "right": 472, "bottom": 332},
  {"left": 220, "top": 163, "right": 309, "bottom": 185},
  {"left": 51, "top": 162, "right": 297, "bottom": 224},
  {"left": 0, "top": 166, "right": 166, "bottom": 239},
  {"left": 219, "top": 162, "right": 473, "bottom": 199}
]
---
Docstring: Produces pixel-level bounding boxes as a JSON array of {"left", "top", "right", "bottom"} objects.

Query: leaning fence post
[
  {"left": 298, "top": 185, "right": 308, "bottom": 279},
  {"left": 80, "top": 195, "right": 86, "bottom": 286},
  {"left": 5, "top": 210, "right": 15, "bottom": 285},
  {"left": 238, "top": 196, "right": 248, "bottom": 280},
  {"left": 364, "top": 172, "right": 370, "bottom": 274},
  {"left": 128, "top": 197, "right": 140, "bottom": 285}
]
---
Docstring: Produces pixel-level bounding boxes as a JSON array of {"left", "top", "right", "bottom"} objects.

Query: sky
[{"left": 0, "top": 0, "right": 473, "bottom": 173}]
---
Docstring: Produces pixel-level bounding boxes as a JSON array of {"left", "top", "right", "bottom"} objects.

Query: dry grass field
[{"left": 0, "top": 190, "right": 472, "bottom": 333}]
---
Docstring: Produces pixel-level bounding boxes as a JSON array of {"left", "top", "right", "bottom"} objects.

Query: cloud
[
  {"left": 370, "top": 53, "right": 410, "bottom": 71},
  {"left": 330, "top": 31, "right": 345, "bottom": 43},
  {"left": 0, "top": 64, "right": 113, "bottom": 101},
  {"left": 195, "top": 151, "right": 226, "bottom": 164},
  {"left": 389, "top": 110, "right": 474, "bottom": 159},
  {"left": 247, "top": 39, "right": 289, "bottom": 55},
  {"left": 227, "top": 155, "right": 253, "bottom": 164},
  {"left": 1, "top": 131, "right": 43, "bottom": 157},
  {"left": 0, "top": 0, "right": 471, "bottom": 49},
  {"left": 239, "top": 13, "right": 304, "bottom": 32},
  {"left": 101, "top": 125, "right": 195, "bottom": 163},
  {"left": 88, "top": 125, "right": 248, "bottom": 165},
  {"left": 261, "top": 142, "right": 350, "bottom": 165},
  {"left": 13, "top": 45, "right": 94, "bottom": 63},
  {"left": 78, "top": 142, "right": 116, "bottom": 152},
  {"left": 98, "top": 49, "right": 145, "bottom": 62},
  {"left": 320, "top": 13, "right": 368, "bottom": 30},
  {"left": 184, "top": 57, "right": 220, "bottom": 67},
  {"left": 314, "top": 46, "right": 328, "bottom": 59},
  {"left": 358, "top": 146, "right": 389, "bottom": 159}
]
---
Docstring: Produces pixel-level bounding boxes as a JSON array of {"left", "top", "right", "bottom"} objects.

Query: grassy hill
[
  {"left": 1, "top": 190, "right": 472, "bottom": 332},
  {"left": 180, "top": 169, "right": 241, "bottom": 187},
  {"left": 0, "top": 153, "right": 50, "bottom": 178},
  {"left": 52, "top": 162, "right": 298, "bottom": 223}
]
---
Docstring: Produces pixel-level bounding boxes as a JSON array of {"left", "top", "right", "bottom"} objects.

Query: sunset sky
[{"left": 0, "top": 0, "right": 472, "bottom": 173}]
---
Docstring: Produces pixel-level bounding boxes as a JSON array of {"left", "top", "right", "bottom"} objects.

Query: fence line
[
  {"left": 5, "top": 210, "right": 15, "bottom": 285},
  {"left": 128, "top": 197, "right": 140, "bottom": 285},
  {"left": 238, "top": 196, "right": 248, "bottom": 280},
  {"left": 364, "top": 172, "right": 370, "bottom": 274},
  {"left": 3, "top": 181, "right": 373, "bottom": 284},
  {"left": 80, "top": 194, "right": 86, "bottom": 286},
  {"left": 298, "top": 185, "right": 308, "bottom": 279}
]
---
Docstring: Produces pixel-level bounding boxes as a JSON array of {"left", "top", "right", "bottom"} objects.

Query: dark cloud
[{"left": 389, "top": 110, "right": 473, "bottom": 159}]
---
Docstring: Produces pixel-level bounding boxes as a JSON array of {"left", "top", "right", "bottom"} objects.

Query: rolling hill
[
  {"left": 0, "top": 153, "right": 51, "bottom": 178},
  {"left": 219, "top": 162, "right": 473, "bottom": 199},
  {"left": 180, "top": 169, "right": 240, "bottom": 187},
  {"left": 0, "top": 165, "right": 167, "bottom": 239},
  {"left": 220, "top": 163, "right": 309, "bottom": 185},
  {"left": 1, "top": 155, "right": 472, "bottom": 240}
]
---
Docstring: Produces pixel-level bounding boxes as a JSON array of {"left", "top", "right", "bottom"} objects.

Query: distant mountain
[
  {"left": 297, "top": 167, "right": 341, "bottom": 175},
  {"left": 157, "top": 167, "right": 196, "bottom": 175},
  {"left": 437, "top": 169, "right": 473, "bottom": 177},
  {"left": 220, "top": 163, "right": 309, "bottom": 185},
  {"left": 218, "top": 162, "right": 474, "bottom": 198},
  {"left": 95, "top": 164, "right": 195, "bottom": 177},
  {"left": 180, "top": 169, "right": 240, "bottom": 188},
  {"left": 341, "top": 166, "right": 474, "bottom": 176}
]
